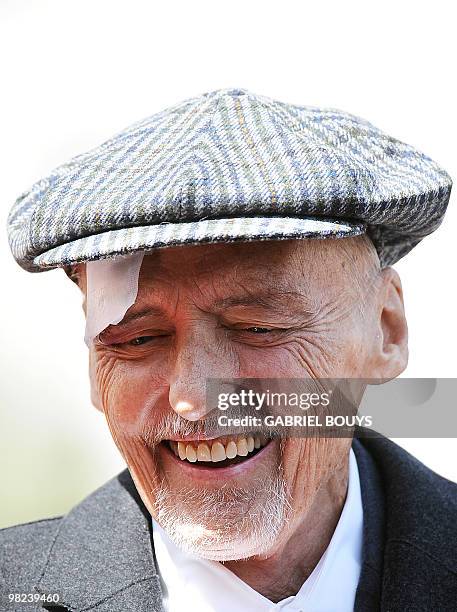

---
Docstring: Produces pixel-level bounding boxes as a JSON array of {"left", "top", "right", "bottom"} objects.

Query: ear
[
  {"left": 89, "top": 348, "right": 103, "bottom": 412},
  {"left": 370, "top": 267, "right": 408, "bottom": 379}
]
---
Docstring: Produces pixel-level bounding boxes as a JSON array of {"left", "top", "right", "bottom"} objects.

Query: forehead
[
  {"left": 140, "top": 239, "right": 341, "bottom": 281},
  {"left": 140, "top": 240, "right": 302, "bottom": 281},
  {"left": 133, "top": 238, "right": 350, "bottom": 304},
  {"left": 75, "top": 237, "right": 359, "bottom": 312}
]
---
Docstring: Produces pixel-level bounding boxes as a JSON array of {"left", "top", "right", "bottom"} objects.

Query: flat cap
[{"left": 7, "top": 88, "right": 452, "bottom": 272}]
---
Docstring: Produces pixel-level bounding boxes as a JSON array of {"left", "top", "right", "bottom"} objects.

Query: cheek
[
  {"left": 236, "top": 347, "right": 300, "bottom": 377},
  {"left": 286, "top": 325, "right": 373, "bottom": 378},
  {"left": 236, "top": 337, "right": 346, "bottom": 379},
  {"left": 213, "top": 330, "right": 367, "bottom": 381},
  {"left": 281, "top": 438, "right": 349, "bottom": 513},
  {"left": 94, "top": 353, "right": 168, "bottom": 439},
  {"left": 338, "top": 329, "right": 376, "bottom": 378},
  {"left": 93, "top": 355, "right": 170, "bottom": 515}
]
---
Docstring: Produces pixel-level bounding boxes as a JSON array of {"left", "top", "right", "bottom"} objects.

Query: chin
[
  {"left": 152, "top": 471, "right": 291, "bottom": 561},
  {"left": 157, "top": 518, "right": 287, "bottom": 562}
]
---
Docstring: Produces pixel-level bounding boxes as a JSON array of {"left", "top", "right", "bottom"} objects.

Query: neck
[{"left": 222, "top": 460, "right": 349, "bottom": 602}]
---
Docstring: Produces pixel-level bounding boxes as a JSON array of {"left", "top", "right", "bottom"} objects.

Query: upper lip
[
  {"left": 164, "top": 432, "right": 264, "bottom": 443},
  {"left": 164, "top": 434, "right": 225, "bottom": 442}
]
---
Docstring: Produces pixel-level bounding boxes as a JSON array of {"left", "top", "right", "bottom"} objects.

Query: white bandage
[{"left": 84, "top": 252, "right": 145, "bottom": 346}]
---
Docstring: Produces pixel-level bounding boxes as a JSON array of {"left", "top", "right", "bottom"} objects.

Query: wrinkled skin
[{"left": 73, "top": 236, "right": 408, "bottom": 601}]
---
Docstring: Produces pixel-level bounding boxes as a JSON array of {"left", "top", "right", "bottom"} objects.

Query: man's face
[{"left": 81, "top": 237, "right": 405, "bottom": 560}]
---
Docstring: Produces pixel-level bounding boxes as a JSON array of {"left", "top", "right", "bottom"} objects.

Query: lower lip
[{"left": 159, "top": 438, "right": 277, "bottom": 481}]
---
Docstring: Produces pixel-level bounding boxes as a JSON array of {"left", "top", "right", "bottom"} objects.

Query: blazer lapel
[
  {"left": 352, "top": 438, "right": 385, "bottom": 611},
  {"left": 354, "top": 435, "right": 457, "bottom": 611},
  {"left": 36, "top": 470, "right": 164, "bottom": 611}
]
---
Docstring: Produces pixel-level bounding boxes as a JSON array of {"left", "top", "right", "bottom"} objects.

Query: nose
[{"left": 168, "top": 329, "right": 237, "bottom": 422}]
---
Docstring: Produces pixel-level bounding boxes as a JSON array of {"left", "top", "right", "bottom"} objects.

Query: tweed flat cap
[{"left": 7, "top": 88, "right": 452, "bottom": 272}]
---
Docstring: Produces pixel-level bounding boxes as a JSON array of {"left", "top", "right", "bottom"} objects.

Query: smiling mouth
[{"left": 162, "top": 434, "right": 271, "bottom": 468}]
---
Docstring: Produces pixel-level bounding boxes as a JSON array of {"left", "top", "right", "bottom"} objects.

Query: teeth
[
  {"left": 211, "top": 442, "right": 226, "bottom": 462},
  {"left": 186, "top": 445, "right": 197, "bottom": 463},
  {"left": 237, "top": 437, "right": 248, "bottom": 456},
  {"left": 170, "top": 434, "right": 269, "bottom": 464},
  {"left": 178, "top": 442, "right": 187, "bottom": 460},
  {"left": 226, "top": 440, "right": 237, "bottom": 459},
  {"left": 197, "top": 443, "right": 211, "bottom": 461}
]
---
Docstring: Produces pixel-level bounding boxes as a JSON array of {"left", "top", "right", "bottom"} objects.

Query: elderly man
[{"left": 2, "top": 89, "right": 456, "bottom": 611}]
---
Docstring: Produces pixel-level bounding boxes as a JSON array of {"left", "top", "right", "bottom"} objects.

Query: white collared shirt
[{"left": 152, "top": 449, "right": 363, "bottom": 612}]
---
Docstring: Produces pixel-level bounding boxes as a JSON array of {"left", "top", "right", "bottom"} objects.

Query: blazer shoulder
[
  {"left": 0, "top": 517, "right": 62, "bottom": 588},
  {"left": 356, "top": 435, "right": 457, "bottom": 570}
]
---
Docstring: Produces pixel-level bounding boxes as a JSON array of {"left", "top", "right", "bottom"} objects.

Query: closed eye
[
  {"left": 98, "top": 333, "right": 170, "bottom": 348},
  {"left": 226, "top": 325, "right": 289, "bottom": 335},
  {"left": 128, "top": 335, "right": 155, "bottom": 346}
]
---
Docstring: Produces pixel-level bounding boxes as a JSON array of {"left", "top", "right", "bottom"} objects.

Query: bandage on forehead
[{"left": 84, "top": 252, "right": 145, "bottom": 346}]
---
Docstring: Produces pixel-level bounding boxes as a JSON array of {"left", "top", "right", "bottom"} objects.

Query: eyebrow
[
  {"left": 115, "top": 306, "right": 167, "bottom": 327},
  {"left": 112, "top": 290, "right": 317, "bottom": 329},
  {"left": 213, "top": 291, "right": 318, "bottom": 315}
]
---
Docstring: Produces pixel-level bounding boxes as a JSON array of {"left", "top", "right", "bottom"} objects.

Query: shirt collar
[{"left": 152, "top": 448, "right": 363, "bottom": 612}]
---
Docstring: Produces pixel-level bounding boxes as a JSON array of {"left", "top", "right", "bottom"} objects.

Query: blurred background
[{"left": 1, "top": 0, "right": 456, "bottom": 528}]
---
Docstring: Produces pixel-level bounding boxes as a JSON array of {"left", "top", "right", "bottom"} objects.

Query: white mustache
[{"left": 140, "top": 411, "right": 223, "bottom": 446}]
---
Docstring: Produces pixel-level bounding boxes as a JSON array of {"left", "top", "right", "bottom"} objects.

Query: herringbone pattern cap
[{"left": 7, "top": 88, "right": 452, "bottom": 271}]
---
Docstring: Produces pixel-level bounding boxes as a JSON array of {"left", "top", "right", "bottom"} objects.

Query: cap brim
[{"left": 33, "top": 216, "right": 366, "bottom": 269}]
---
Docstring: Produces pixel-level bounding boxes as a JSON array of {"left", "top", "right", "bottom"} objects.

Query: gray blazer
[{"left": 1, "top": 436, "right": 456, "bottom": 611}]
